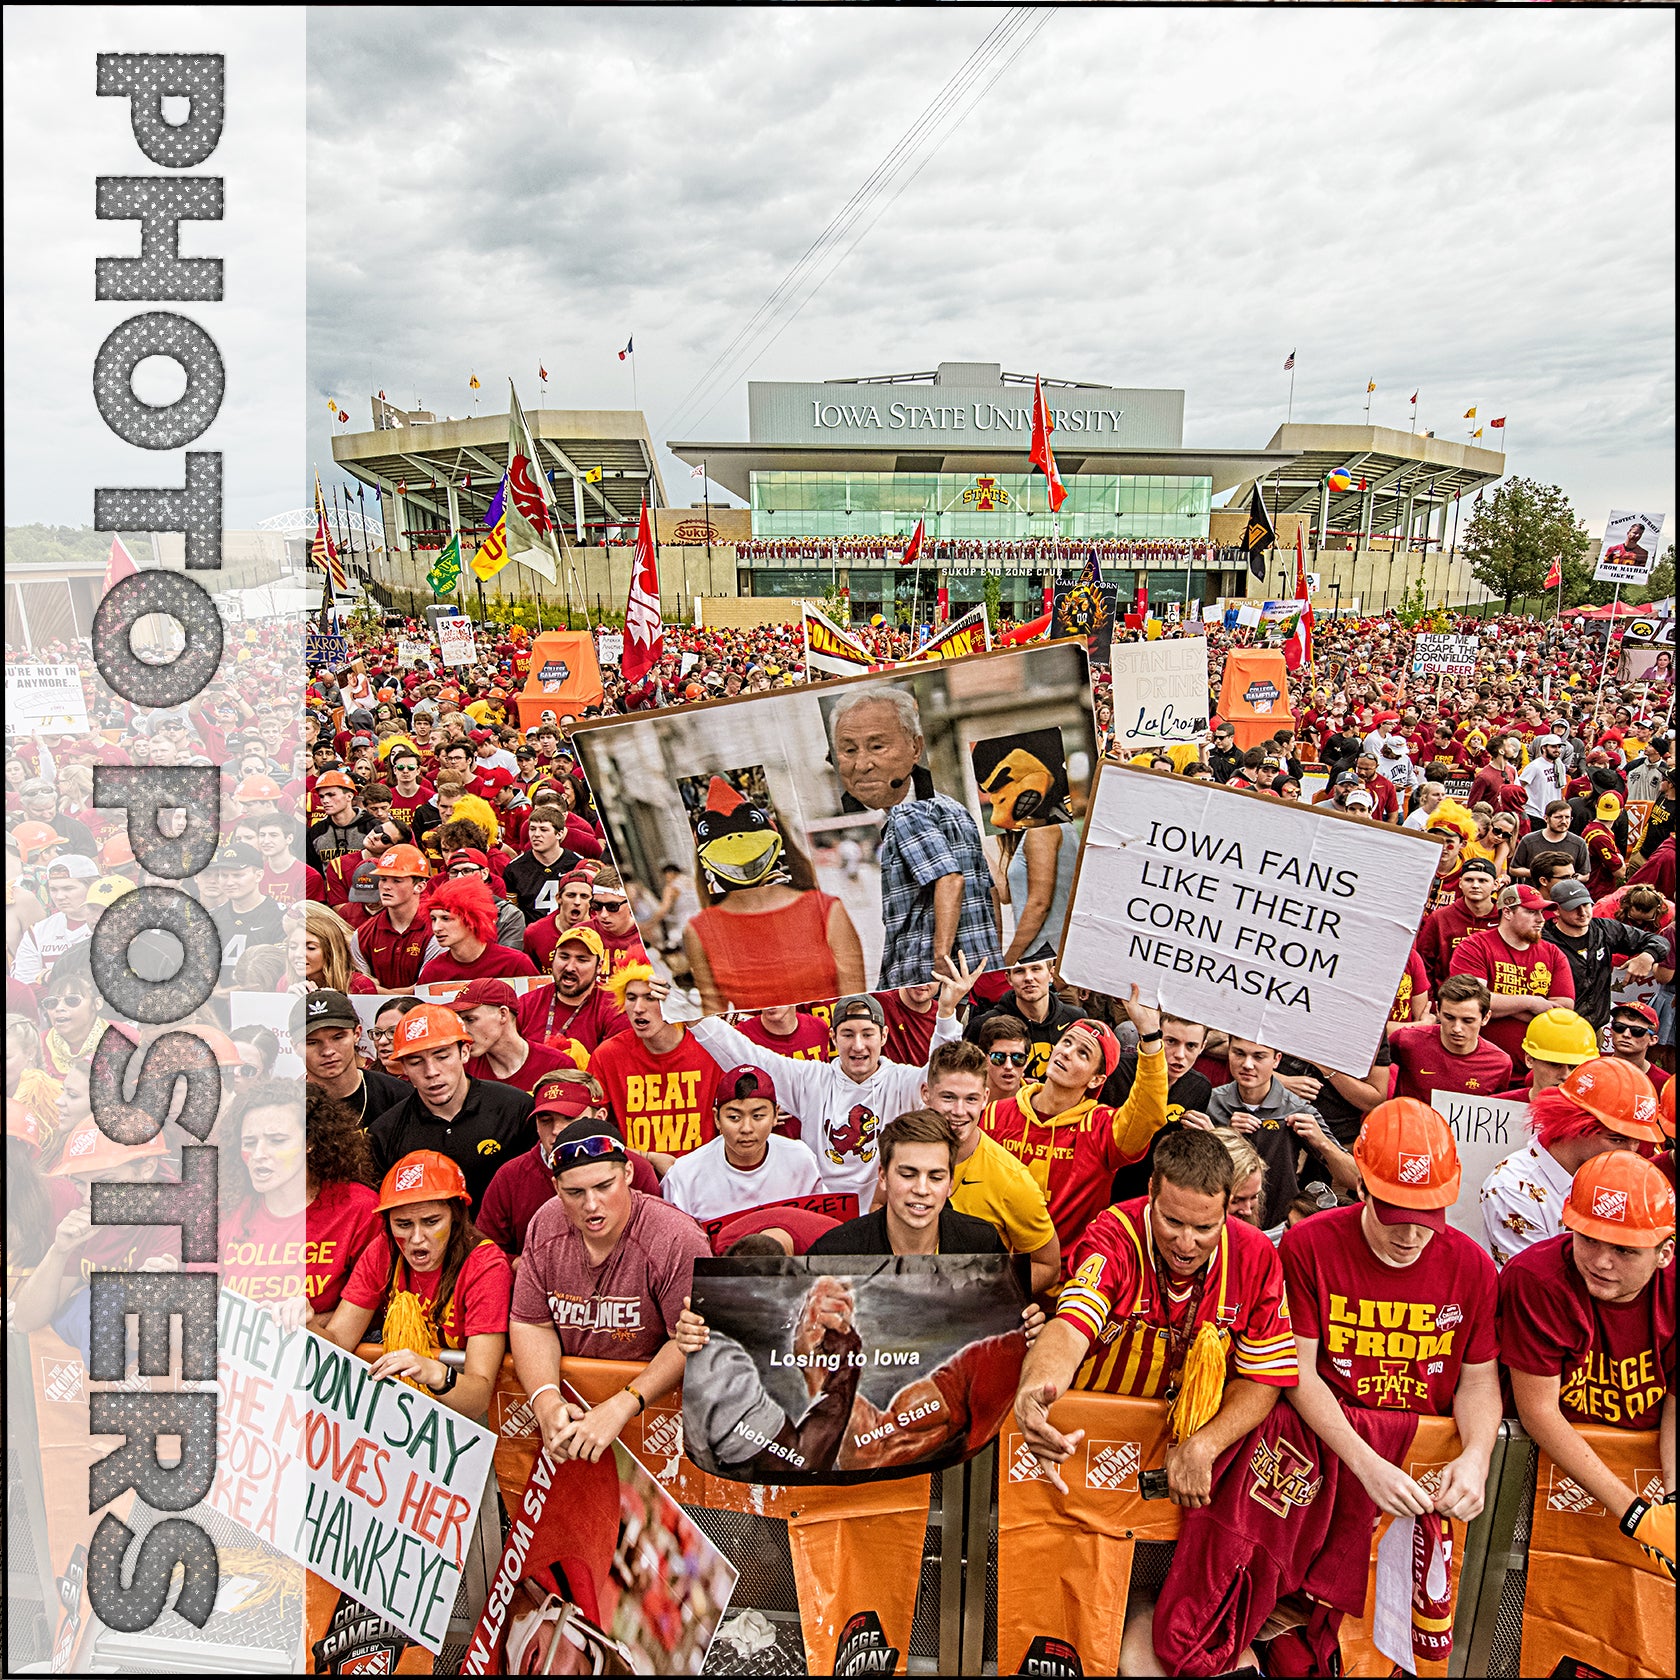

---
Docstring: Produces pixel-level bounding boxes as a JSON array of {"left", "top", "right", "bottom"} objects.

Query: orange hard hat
[
  {"left": 315, "top": 770, "right": 356, "bottom": 792},
  {"left": 1353, "top": 1097, "right": 1462, "bottom": 1210},
  {"left": 99, "top": 831, "right": 136, "bottom": 868},
  {"left": 236, "top": 775, "right": 282, "bottom": 801},
  {"left": 1659, "top": 1080, "right": 1675, "bottom": 1143},
  {"left": 376, "top": 1149, "right": 470, "bottom": 1213},
  {"left": 372, "top": 843, "right": 431, "bottom": 878},
  {"left": 1561, "top": 1152, "right": 1676, "bottom": 1247},
  {"left": 12, "top": 821, "right": 65, "bottom": 860},
  {"left": 1557, "top": 1058, "right": 1663, "bottom": 1143},
  {"left": 387, "top": 1003, "right": 470, "bottom": 1059},
  {"left": 47, "top": 1117, "right": 170, "bottom": 1177}
]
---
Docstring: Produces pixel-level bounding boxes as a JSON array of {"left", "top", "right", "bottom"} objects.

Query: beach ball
[{"left": 1327, "top": 469, "right": 1352, "bottom": 493}]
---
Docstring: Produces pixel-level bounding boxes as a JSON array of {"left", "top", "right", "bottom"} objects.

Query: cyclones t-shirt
[
  {"left": 1449, "top": 928, "right": 1575, "bottom": 1061},
  {"left": 1281, "top": 1203, "right": 1498, "bottom": 1414},
  {"left": 1387, "top": 1023, "right": 1514, "bottom": 1103},
  {"left": 341, "top": 1237, "right": 513, "bottom": 1349},
  {"left": 589, "top": 1026, "right": 723, "bottom": 1157},
  {"left": 307, "top": 1179, "right": 383, "bottom": 1315},
  {"left": 510, "top": 1190, "right": 711, "bottom": 1361},
  {"left": 1497, "top": 1232, "right": 1675, "bottom": 1430}
]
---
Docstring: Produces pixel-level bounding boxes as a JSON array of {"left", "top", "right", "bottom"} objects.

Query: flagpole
[
  {"left": 1288, "top": 363, "right": 1295, "bottom": 425},
  {"left": 703, "top": 460, "right": 712, "bottom": 566}
]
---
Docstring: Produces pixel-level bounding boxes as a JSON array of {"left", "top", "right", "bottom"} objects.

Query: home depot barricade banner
[
  {"left": 1520, "top": 1425, "right": 1675, "bottom": 1680},
  {"left": 491, "top": 1356, "right": 932, "bottom": 1674},
  {"left": 996, "top": 1393, "right": 1467, "bottom": 1678},
  {"left": 1217, "top": 647, "right": 1294, "bottom": 749}
]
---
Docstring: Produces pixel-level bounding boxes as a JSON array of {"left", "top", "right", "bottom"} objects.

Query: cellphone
[{"left": 1138, "top": 1468, "right": 1170, "bottom": 1501}]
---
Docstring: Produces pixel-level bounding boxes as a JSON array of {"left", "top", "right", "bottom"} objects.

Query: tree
[
  {"left": 1626, "top": 545, "right": 1674, "bottom": 608},
  {"left": 1459, "top": 478, "right": 1591, "bottom": 611},
  {"left": 982, "top": 571, "right": 1003, "bottom": 633}
]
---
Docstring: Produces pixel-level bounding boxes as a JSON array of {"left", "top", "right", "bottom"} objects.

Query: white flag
[
  {"left": 690, "top": 463, "right": 705, "bottom": 479},
  {"left": 503, "top": 381, "right": 560, "bottom": 585}
]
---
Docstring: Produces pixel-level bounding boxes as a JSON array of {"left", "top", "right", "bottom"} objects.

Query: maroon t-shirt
[
  {"left": 465, "top": 1038, "right": 576, "bottom": 1094},
  {"left": 1498, "top": 1232, "right": 1675, "bottom": 1430},
  {"left": 874, "top": 991, "right": 939, "bottom": 1066},
  {"left": 477, "top": 1144, "right": 660, "bottom": 1259},
  {"left": 355, "top": 907, "right": 431, "bottom": 990},
  {"left": 1448, "top": 929, "right": 1576, "bottom": 1062},
  {"left": 515, "top": 982, "right": 628, "bottom": 1053},
  {"left": 510, "top": 1190, "right": 710, "bottom": 1361},
  {"left": 1281, "top": 1203, "right": 1498, "bottom": 1414},
  {"left": 417, "top": 944, "right": 538, "bottom": 985},
  {"left": 736, "top": 1012, "right": 833, "bottom": 1062},
  {"left": 1387, "top": 1023, "right": 1513, "bottom": 1103}
]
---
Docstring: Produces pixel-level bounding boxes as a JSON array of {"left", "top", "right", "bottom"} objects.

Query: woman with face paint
[{"left": 681, "top": 775, "right": 866, "bottom": 1013}]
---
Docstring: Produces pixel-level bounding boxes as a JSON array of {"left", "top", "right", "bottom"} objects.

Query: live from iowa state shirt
[
  {"left": 1497, "top": 1231, "right": 1675, "bottom": 1430},
  {"left": 1281, "top": 1203, "right": 1498, "bottom": 1414}
]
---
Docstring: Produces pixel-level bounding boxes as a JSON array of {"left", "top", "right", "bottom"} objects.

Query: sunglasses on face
[
  {"left": 592, "top": 897, "right": 627, "bottom": 912},
  {"left": 1610, "top": 1020, "right": 1654, "bottom": 1038},
  {"left": 46, "top": 993, "right": 89, "bottom": 1011},
  {"left": 988, "top": 1050, "right": 1030, "bottom": 1067},
  {"left": 547, "top": 1132, "right": 623, "bottom": 1170}
]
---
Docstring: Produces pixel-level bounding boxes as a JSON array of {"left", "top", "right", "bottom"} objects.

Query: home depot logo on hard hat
[
  {"left": 66, "top": 1128, "right": 96, "bottom": 1159},
  {"left": 401, "top": 1017, "right": 428, "bottom": 1042},
  {"left": 393, "top": 1161, "right": 426, "bottom": 1194},
  {"left": 1591, "top": 1188, "right": 1629, "bottom": 1223},
  {"left": 1397, "top": 1152, "right": 1431, "bottom": 1185}
]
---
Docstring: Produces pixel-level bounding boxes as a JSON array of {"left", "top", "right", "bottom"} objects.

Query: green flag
[{"left": 428, "top": 534, "right": 462, "bottom": 596}]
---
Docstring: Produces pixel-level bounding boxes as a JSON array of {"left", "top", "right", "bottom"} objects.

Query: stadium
[{"left": 330, "top": 362, "right": 1508, "bottom": 622}]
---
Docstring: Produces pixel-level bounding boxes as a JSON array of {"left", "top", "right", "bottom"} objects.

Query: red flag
[
  {"left": 1490, "top": 417, "right": 1506, "bottom": 428},
  {"left": 1029, "top": 376, "right": 1066, "bottom": 512},
  {"left": 1409, "top": 392, "right": 1418, "bottom": 404},
  {"left": 1544, "top": 556, "right": 1561, "bottom": 589},
  {"left": 898, "top": 518, "right": 924, "bottom": 568},
  {"left": 621, "top": 496, "right": 665, "bottom": 690},
  {"left": 103, "top": 535, "right": 139, "bottom": 593},
  {"left": 1284, "top": 525, "right": 1314, "bottom": 672}
]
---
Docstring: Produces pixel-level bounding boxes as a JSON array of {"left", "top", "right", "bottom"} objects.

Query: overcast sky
[{"left": 6, "top": 8, "right": 1671, "bottom": 539}]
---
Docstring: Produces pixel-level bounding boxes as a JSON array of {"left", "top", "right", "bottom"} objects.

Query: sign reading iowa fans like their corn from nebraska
[{"left": 1061, "top": 764, "right": 1442, "bottom": 1073}]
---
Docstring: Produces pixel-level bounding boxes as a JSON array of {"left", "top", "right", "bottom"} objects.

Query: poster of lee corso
[
  {"left": 569, "top": 642, "right": 1098, "bottom": 1009},
  {"left": 684, "top": 1255, "right": 1030, "bottom": 1485},
  {"left": 1059, "top": 765, "right": 1443, "bottom": 1074}
]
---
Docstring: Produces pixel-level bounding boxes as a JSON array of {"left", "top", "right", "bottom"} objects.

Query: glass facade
[{"left": 749, "top": 470, "right": 1211, "bottom": 541}]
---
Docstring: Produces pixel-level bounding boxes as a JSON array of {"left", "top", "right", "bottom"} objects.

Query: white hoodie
[{"left": 688, "top": 1013, "right": 960, "bottom": 1207}]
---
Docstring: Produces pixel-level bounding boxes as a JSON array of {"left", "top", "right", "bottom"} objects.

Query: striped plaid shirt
[
  {"left": 1057, "top": 1198, "right": 1297, "bottom": 1396},
  {"left": 877, "top": 791, "right": 1001, "bottom": 989}
]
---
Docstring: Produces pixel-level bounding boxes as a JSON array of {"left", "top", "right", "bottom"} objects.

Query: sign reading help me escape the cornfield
[
  {"left": 210, "top": 1288, "right": 495, "bottom": 1652},
  {"left": 1060, "top": 765, "right": 1442, "bottom": 1073}
]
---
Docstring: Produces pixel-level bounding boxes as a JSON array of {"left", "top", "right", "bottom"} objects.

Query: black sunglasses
[
  {"left": 1609, "top": 1020, "right": 1654, "bottom": 1038},
  {"left": 988, "top": 1050, "right": 1030, "bottom": 1067}
]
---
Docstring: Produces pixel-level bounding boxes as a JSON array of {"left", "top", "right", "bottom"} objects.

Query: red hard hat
[
  {"left": 1353, "top": 1098, "right": 1462, "bottom": 1210},
  {"left": 376, "top": 1149, "right": 469, "bottom": 1213}
]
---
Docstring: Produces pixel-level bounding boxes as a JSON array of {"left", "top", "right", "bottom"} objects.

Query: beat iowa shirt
[
  {"left": 1497, "top": 1232, "right": 1675, "bottom": 1430},
  {"left": 589, "top": 1027, "right": 722, "bottom": 1158},
  {"left": 1281, "top": 1203, "right": 1498, "bottom": 1413}
]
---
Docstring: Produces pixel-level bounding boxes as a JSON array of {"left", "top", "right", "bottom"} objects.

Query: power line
[{"left": 661, "top": 7, "right": 1054, "bottom": 442}]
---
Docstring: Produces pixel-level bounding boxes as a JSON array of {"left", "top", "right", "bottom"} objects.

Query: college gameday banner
[
  {"left": 802, "top": 601, "right": 875, "bottom": 678},
  {"left": 1520, "top": 1427, "right": 1675, "bottom": 1680},
  {"left": 905, "top": 603, "right": 991, "bottom": 662}
]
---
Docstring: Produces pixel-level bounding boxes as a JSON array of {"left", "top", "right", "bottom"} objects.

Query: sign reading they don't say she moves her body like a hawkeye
[{"left": 1059, "top": 765, "right": 1442, "bottom": 1073}]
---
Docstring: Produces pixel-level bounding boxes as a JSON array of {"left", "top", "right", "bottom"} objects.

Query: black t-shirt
[
  {"left": 367, "top": 1078, "right": 535, "bottom": 1216},
  {"left": 1106, "top": 1066, "right": 1217, "bottom": 1204},
  {"left": 308, "top": 814, "right": 373, "bottom": 875},
  {"left": 502, "top": 849, "right": 582, "bottom": 923},
  {"left": 964, "top": 993, "right": 1087, "bottom": 1084},
  {"left": 806, "top": 1206, "right": 1005, "bottom": 1257},
  {"left": 211, "top": 895, "right": 289, "bottom": 979},
  {"left": 330, "top": 1066, "right": 411, "bottom": 1126},
  {"left": 1277, "top": 1040, "right": 1391, "bottom": 1148},
  {"left": 1322, "top": 733, "right": 1362, "bottom": 777}
]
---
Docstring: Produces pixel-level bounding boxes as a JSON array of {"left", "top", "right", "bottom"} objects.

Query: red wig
[
  {"left": 427, "top": 876, "right": 498, "bottom": 945},
  {"left": 1530, "top": 1086, "right": 1612, "bottom": 1149}
]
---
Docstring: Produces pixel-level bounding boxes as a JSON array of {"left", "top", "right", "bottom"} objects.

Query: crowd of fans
[
  {"left": 735, "top": 534, "right": 1245, "bottom": 566},
  {"left": 5, "top": 588, "right": 1674, "bottom": 1673}
]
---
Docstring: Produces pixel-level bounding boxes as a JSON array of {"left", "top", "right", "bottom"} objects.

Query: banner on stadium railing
[
  {"left": 1108, "top": 637, "right": 1210, "bottom": 753},
  {"left": 214, "top": 1289, "right": 496, "bottom": 1653},
  {"left": 684, "top": 1254, "right": 1028, "bottom": 1484},
  {"left": 461, "top": 1399, "right": 737, "bottom": 1675},
  {"left": 5, "top": 663, "right": 91, "bottom": 736},
  {"left": 1060, "top": 764, "right": 1442, "bottom": 1072},
  {"left": 1521, "top": 1426, "right": 1674, "bottom": 1680}
]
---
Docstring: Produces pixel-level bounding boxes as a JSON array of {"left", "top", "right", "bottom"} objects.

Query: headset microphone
[{"left": 887, "top": 776, "right": 908, "bottom": 789}]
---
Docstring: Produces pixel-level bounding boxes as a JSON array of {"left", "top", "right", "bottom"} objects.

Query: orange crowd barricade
[
  {"left": 1216, "top": 648, "right": 1294, "bottom": 749},
  {"left": 1519, "top": 1424, "right": 1676, "bottom": 1680}
]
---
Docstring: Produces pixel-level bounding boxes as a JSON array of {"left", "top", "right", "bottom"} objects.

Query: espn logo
[
  {"left": 1397, "top": 1151, "right": 1431, "bottom": 1185},
  {"left": 1084, "top": 1439, "right": 1141, "bottom": 1493},
  {"left": 1591, "top": 1188, "right": 1629, "bottom": 1222},
  {"left": 393, "top": 1161, "right": 426, "bottom": 1192}
]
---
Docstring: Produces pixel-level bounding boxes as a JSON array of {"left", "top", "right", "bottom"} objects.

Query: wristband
[
  {"left": 426, "top": 1361, "right": 458, "bottom": 1396},
  {"left": 1139, "top": 1030, "right": 1163, "bottom": 1044},
  {"left": 625, "top": 1383, "right": 646, "bottom": 1415},
  {"left": 528, "top": 1382, "right": 561, "bottom": 1407}
]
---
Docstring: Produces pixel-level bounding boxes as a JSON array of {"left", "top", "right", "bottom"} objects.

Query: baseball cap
[
  {"left": 554, "top": 925, "right": 606, "bottom": 962},
  {"left": 45, "top": 854, "right": 100, "bottom": 880},
  {"left": 1062, "top": 1018, "right": 1121, "bottom": 1080},
  {"left": 1610, "top": 1002, "right": 1661, "bottom": 1032},
  {"left": 87, "top": 874, "right": 136, "bottom": 907},
  {"left": 1550, "top": 879, "right": 1593, "bottom": 912},
  {"left": 1459, "top": 857, "right": 1498, "bottom": 879},
  {"left": 348, "top": 859, "right": 382, "bottom": 905},
  {"left": 445, "top": 847, "right": 490, "bottom": 872},
  {"left": 532, "top": 1080, "right": 604, "bottom": 1122},
  {"left": 1334, "top": 771, "right": 1361, "bottom": 787},
  {"left": 832, "top": 994, "right": 886, "bottom": 1029},
  {"left": 1534, "top": 734, "right": 1563, "bottom": 749},
  {"left": 452, "top": 977, "right": 519, "bottom": 1012},
  {"left": 303, "top": 989, "right": 360, "bottom": 1034},
  {"left": 1367, "top": 1194, "right": 1448, "bottom": 1235},
  {"left": 1345, "top": 789, "right": 1375, "bottom": 809},
  {"left": 1499, "top": 884, "right": 1547, "bottom": 913},
  {"left": 716, "top": 1065, "right": 777, "bottom": 1109}
]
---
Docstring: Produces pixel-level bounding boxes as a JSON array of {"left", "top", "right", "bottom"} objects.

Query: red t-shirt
[
  {"left": 1387, "top": 1023, "right": 1514, "bottom": 1103},
  {"left": 1389, "top": 950, "right": 1431, "bottom": 1024},
  {"left": 1497, "top": 1232, "right": 1674, "bottom": 1430},
  {"left": 589, "top": 1027, "right": 723, "bottom": 1158},
  {"left": 875, "top": 991, "right": 939, "bottom": 1067},
  {"left": 354, "top": 907, "right": 432, "bottom": 990},
  {"left": 389, "top": 781, "right": 436, "bottom": 821},
  {"left": 221, "top": 1196, "right": 308, "bottom": 1304},
  {"left": 261, "top": 858, "right": 311, "bottom": 908},
  {"left": 515, "top": 982, "right": 628, "bottom": 1054},
  {"left": 307, "top": 1179, "right": 383, "bottom": 1316},
  {"left": 1057, "top": 1198, "right": 1296, "bottom": 1396},
  {"left": 594, "top": 920, "right": 649, "bottom": 979},
  {"left": 465, "top": 1038, "right": 575, "bottom": 1094},
  {"left": 522, "top": 913, "right": 594, "bottom": 973},
  {"left": 1281, "top": 1203, "right": 1498, "bottom": 1414},
  {"left": 341, "top": 1236, "right": 513, "bottom": 1349},
  {"left": 417, "top": 944, "right": 538, "bottom": 985},
  {"left": 1448, "top": 928, "right": 1576, "bottom": 1061},
  {"left": 1415, "top": 898, "right": 1500, "bottom": 990},
  {"left": 736, "top": 1012, "right": 833, "bottom": 1062}
]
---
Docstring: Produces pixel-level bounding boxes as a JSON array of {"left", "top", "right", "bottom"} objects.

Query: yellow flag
[
  {"left": 1472, "top": 428, "right": 1483, "bottom": 439},
  {"left": 472, "top": 513, "right": 513, "bottom": 579},
  {"left": 584, "top": 466, "right": 603, "bottom": 483},
  {"left": 1366, "top": 380, "right": 1376, "bottom": 394},
  {"left": 1463, "top": 407, "right": 1476, "bottom": 419},
  {"left": 1145, "top": 617, "right": 1164, "bottom": 640},
  {"left": 469, "top": 374, "right": 481, "bottom": 391}
]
